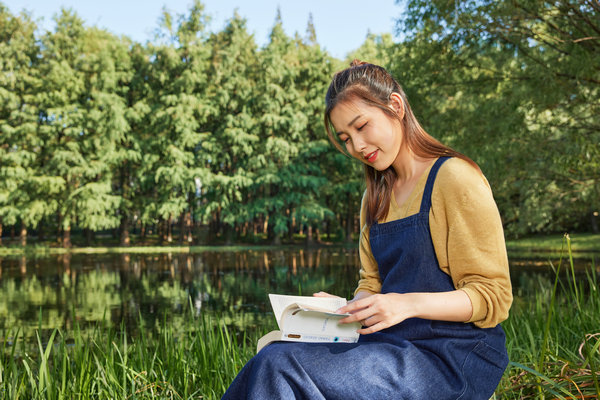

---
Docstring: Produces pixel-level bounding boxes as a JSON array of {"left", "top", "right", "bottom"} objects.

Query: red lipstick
[{"left": 365, "top": 150, "right": 378, "bottom": 163}]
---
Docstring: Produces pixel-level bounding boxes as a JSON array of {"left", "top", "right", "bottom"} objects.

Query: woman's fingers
[
  {"left": 336, "top": 294, "right": 377, "bottom": 314},
  {"left": 339, "top": 305, "right": 380, "bottom": 325},
  {"left": 339, "top": 293, "right": 414, "bottom": 334},
  {"left": 357, "top": 321, "right": 390, "bottom": 335}
]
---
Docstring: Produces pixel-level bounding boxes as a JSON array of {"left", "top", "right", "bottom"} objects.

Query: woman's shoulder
[
  {"left": 437, "top": 157, "right": 490, "bottom": 190},
  {"left": 432, "top": 157, "right": 495, "bottom": 208}
]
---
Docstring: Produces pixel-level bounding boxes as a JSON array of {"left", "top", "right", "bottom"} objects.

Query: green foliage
[
  {"left": 0, "top": 6, "right": 56, "bottom": 232},
  {"left": 1, "top": 0, "right": 598, "bottom": 246},
  {"left": 396, "top": 0, "right": 600, "bottom": 236}
]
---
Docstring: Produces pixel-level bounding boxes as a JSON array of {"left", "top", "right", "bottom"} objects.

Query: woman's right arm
[{"left": 354, "top": 191, "right": 383, "bottom": 295}]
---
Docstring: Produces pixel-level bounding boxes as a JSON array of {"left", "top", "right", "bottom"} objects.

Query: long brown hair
[{"left": 324, "top": 60, "right": 479, "bottom": 226}]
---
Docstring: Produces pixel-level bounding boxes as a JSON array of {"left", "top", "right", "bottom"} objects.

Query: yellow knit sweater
[{"left": 356, "top": 157, "right": 513, "bottom": 328}]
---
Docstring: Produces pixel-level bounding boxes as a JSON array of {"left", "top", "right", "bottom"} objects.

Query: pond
[{"left": 0, "top": 247, "right": 597, "bottom": 343}]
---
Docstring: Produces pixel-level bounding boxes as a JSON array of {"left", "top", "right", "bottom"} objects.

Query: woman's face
[{"left": 329, "top": 96, "right": 403, "bottom": 171}]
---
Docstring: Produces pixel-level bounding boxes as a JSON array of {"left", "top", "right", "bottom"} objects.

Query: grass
[
  {"left": 506, "top": 232, "right": 600, "bottom": 253},
  {"left": 0, "top": 229, "right": 356, "bottom": 257},
  {"left": 0, "top": 243, "right": 302, "bottom": 257},
  {"left": 2, "top": 232, "right": 596, "bottom": 257},
  {"left": 1, "top": 312, "right": 258, "bottom": 399},
  {"left": 1, "top": 235, "right": 599, "bottom": 399},
  {"left": 498, "top": 234, "right": 600, "bottom": 398}
]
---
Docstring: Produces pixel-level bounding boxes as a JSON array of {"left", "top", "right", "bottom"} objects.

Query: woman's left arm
[
  {"left": 337, "top": 290, "right": 473, "bottom": 335},
  {"left": 431, "top": 159, "right": 513, "bottom": 328}
]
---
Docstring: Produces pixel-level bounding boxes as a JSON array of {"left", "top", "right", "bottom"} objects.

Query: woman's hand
[
  {"left": 337, "top": 293, "right": 416, "bottom": 334},
  {"left": 336, "top": 290, "right": 473, "bottom": 335}
]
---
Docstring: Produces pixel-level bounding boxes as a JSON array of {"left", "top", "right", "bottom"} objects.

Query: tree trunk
[
  {"left": 179, "top": 213, "right": 185, "bottom": 245},
  {"left": 37, "top": 220, "right": 45, "bottom": 243},
  {"left": 119, "top": 165, "right": 131, "bottom": 246},
  {"left": 63, "top": 225, "right": 72, "bottom": 248},
  {"left": 158, "top": 218, "right": 164, "bottom": 244},
  {"left": 85, "top": 229, "right": 93, "bottom": 246},
  {"left": 242, "top": 222, "right": 248, "bottom": 238},
  {"left": 167, "top": 216, "right": 173, "bottom": 243},
  {"left": 0, "top": 220, "right": 3, "bottom": 246},
  {"left": 287, "top": 209, "right": 294, "bottom": 241},
  {"left": 120, "top": 215, "right": 131, "bottom": 246},
  {"left": 224, "top": 224, "right": 234, "bottom": 245},
  {"left": 57, "top": 211, "right": 63, "bottom": 246},
  {"left": 267, "top": 219, "right": 281, "bottom": 245},
  {"left": 20, "top": 221, "right": 27, "bottom": 247},
  {"left": 263, "top": 215, "right": 269, "bottom": 235},
  {"left": 187, "top": 197, "right": 194, "bottom": 244},
  {"left": 306, "top": 224, "right": 314, "bottom": 246}
]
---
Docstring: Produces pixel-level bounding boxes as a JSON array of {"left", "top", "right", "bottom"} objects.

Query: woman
[{"left": 222, "top": 60, "right": 512, "bottom": 399}]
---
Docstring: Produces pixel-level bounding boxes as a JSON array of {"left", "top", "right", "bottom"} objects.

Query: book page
[{"left": 268, "top": 294, "right": 348, "bottom": 329}]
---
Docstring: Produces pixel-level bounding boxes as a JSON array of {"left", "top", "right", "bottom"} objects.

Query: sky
[{"left": 4, "top": 0, "right": 404, "bottom": 59}]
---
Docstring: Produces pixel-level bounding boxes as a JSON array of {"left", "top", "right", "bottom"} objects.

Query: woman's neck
[
  {"left": 391, "top": 150, "right": 435, "bottom": 207},
  {"left": 391, "top": 147, "right": 430, "bottom": 183}
]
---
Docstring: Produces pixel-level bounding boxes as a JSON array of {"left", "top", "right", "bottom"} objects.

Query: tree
[
  {"left": 147, "top": 1, "right": 212, "bottom": 243},
  {"left": 117, "top": 42, "right": 150, "bottom": 245},
  {"left": 346, "top": 32, "right": 395, "bottom": 68},
  {"left": 0, "top": 6, "right": 61, "bottom": 246},
  {"left": 294, "top": 26, "right": 346, "bottom": 243},
  {"left": 396, "top": 0, "right": 600, "bottom": 235},
  {"left": 198, "top": 12, "right": 258, "bottom": 243},
  {"left": 37, "top": 9, "right": 123, "bottom": 247}
]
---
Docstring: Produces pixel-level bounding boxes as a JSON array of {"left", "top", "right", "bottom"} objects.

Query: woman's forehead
[{"left": 331, "top": 99, "right": 375, "bottom": 124}]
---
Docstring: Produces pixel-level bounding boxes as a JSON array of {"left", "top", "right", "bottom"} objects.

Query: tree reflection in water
[
  {"left": 0, "top": 248, "right": 361, "bottom": 344},
  {"left": 0, "top": 248, "right": 594, "bottom": 347}
]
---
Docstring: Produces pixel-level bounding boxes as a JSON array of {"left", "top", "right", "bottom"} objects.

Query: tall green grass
[
  {"left": 498, "top": 234, "right": 600, "bottom": 399},
  {"left": 1, "top": 234, "right": 599, "bottom": 399},
  {"left": 0, "top": 311, "right": 258, "bottom": 399}
]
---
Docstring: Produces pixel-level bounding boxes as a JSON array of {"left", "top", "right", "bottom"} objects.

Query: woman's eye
[
  {"left": 357, "top": 122, "right": 368, "bottom": 131},
  {"left": 343, "top": 137, "right": 351, "bottom": 144}
]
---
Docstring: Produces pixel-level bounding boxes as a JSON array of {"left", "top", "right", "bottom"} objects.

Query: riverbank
[
  {"left": 505, "top": 232, "right": 599, "bottom": 253},
  {"left": 1, "top": 232, "right": 598, "bottom": 257}
]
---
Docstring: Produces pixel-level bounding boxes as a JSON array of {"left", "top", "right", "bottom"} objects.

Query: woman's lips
[{"left": 365, "top": 150, "right": 378, "bottom": 163}]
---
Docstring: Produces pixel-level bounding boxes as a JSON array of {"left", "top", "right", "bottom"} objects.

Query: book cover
[{"left": 257, "top": 294, "right": 361, "bottom": 352}]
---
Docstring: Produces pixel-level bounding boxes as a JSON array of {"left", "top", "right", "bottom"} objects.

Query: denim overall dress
[{"left": 222, "top": 157, "right": 509, "bottom": 400}]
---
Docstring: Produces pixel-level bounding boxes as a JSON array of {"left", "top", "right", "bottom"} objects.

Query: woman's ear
[{"left": 388, "top": 92, "right": 405, "bottom": 120}]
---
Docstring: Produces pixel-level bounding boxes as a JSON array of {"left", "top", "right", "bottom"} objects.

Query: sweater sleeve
[
  {"left": 430, "top": 158, "right": 513, "bottom": 328},
  {"left": 354, "top": 191, "right": 382, "bottom": 295}
]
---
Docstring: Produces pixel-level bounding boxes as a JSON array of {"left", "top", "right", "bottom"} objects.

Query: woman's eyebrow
[
  {"left": 336, "top": 115, "right": 362, "bottom": 136},
  {"left": 347, "top": 115, "right": 361, "bottom": 127}
]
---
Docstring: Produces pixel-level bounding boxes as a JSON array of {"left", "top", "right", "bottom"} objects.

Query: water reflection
[
  {"left": 0, "top": 248, "right": 361, "bottom": 341},
  {"left": 0, "top": 248, "right": 596, "bottom": 343}
]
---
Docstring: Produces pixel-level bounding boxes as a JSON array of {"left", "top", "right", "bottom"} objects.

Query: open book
[{"left": 256, "top": 294, "right": 361, "bottom": 352}]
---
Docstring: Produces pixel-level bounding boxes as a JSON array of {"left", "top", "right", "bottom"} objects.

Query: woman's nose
[{"left": 352, "top": 137, "right": 367, "bottom": 153}]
